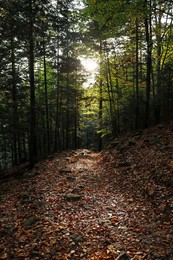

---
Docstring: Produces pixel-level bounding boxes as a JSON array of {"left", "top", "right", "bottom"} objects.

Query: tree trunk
[
  {"left": 43, "top": 37, "right": 50, "bottom": 154},
  {"left": 106, "top": 48, "right": 117, "bottom": 136},
  {"left": 98, "top": 40, "right": 103, "bottom": 151},
  {"left": 154, "top": 4, "right": 162, "bottom": 124},
  {"left": 54, "top": 40, "right": 61, "bottom": 151},
  {"left": 144, "top": 0, "right": 152, "bottom": 128},
  {"left": 10, "top": 22, "right": 18, "bottom": 166},
  {"left": 29, "top": 0, "right": 37, "bottom": 167},
  {"left": 135, "top": 17, "right": 139, "bottom": 129}
]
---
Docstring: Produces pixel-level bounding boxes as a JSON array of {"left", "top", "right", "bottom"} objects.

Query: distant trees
[
  {"left": 0, "top": 0, "right": 85, "bottom": 170},
  {"left": 0, "top": 0, "right": 173, "bottom": 170},
  {"left": 82, "top": 0, "right": 173, "bottom": 146}
]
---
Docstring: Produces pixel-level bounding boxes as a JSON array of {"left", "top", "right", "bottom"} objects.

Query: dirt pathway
[{"left": 0, "top": 149, "right": 172, "bottom": 259}]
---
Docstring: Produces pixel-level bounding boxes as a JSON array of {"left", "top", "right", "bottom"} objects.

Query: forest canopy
[{"left": 0, "top": 0, "right": 173, "bottom": 170}]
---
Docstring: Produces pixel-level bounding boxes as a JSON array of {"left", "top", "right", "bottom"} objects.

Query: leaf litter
[{"left": 0, "top": 122, "right": 173, "bottom": 259}]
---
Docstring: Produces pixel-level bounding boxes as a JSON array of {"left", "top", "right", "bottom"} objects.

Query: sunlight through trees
[{"left": 0, "top": 0, "right": 173, "bottom": 169}]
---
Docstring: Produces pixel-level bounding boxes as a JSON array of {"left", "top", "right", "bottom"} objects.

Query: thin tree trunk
[
  {"left": 135, "top": 17, "right": 139, "bottom": 129},
  {"left": 43, "top": 38, "right": 50, "bottom": 154},
  {"left": 10, "top": 23, "right": 18, "bottom": 166},
  {"left": 29, "top": 0, "right": 37, "bottom": 167},
  {"left": 105, "top": 49, "right": 117, "bottom": 136},
  {"left": 74, "top": 97, "right": 78, "bottom": 149},
  {"left": 98, "top": 40, "right": 103, "bottom": 151},
  {"left": 144, "top": 0, "right": 152, "bottom": 128},
  {"left": 106, "top": 74, "right": 115, "bottom": 135},
  {"left": 54, "top": 73, "right": 60, "bottom": 151},
  {"left": 155, "top": 5, "right": 162, "bottom": 124},
  {"left": 66, "top": 72, "right": 70, "bottom": 149}
]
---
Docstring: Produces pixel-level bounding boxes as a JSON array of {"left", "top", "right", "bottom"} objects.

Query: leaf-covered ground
[{"left": 0, "top": 123, "right": 173, "bottom": 259}]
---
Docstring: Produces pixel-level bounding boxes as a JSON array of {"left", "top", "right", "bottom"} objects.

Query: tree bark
[
  {"left": 10, "top": 21, "right": 18, "bottom": 166},
  {"left": 29, "top": 0, "right": 37, "bottom": 167},
  {"left": 98, "top": 39, "right": 103, "bottom": 151},
  {"left": 154, "top": 3, "right": 162, "bottom": 124},
  {"left": 135, "top": 17, "right": 139, "bottom": 129},
  {"left": 43, "top": 37, "right": 50, "bottom": 154},
  {"left": 144, "top": 0, "right": 152, "bottom": 128}
]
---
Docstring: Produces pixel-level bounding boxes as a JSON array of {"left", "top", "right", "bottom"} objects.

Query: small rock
[
  {"left": 62, "top": 229, "right": 69, "bottom": 234},
  {"left": 118, "top": 161, "right": 131, "bottom": 167},
  {"left": 78, "top": 185, "right": 85, "bottom": 189},
  {"left": 59, "top": 167, "right": 71, "bottom": 174},
  {"left": 65, "top": 193, "right": 83, "bottom": 201},
  {"left": 31, "top": 250, "right": 40, "bottom": 256},
  {"left": 71, "top": 233, "right": 84, "bottom": 243},
  {"left": 66, "top": 176, "right": 76, "bottom": 181},
  {"left": 82, "top": 203, "right": 91, "bottom": 209},
  {"left": 98, "top": 218, "right": 112, "bottom": 226},
  {"left": 98, "top": 218, "right": 104, "bottom": 225},
  {"left": 23, "top": 217, "right": 39, "bottom": 227},
  {"left": 115, "top": 243, "right": 124, "bottom": 251},
  {"left": 159, "top": 203, "right": 167, "bottom": 212}
]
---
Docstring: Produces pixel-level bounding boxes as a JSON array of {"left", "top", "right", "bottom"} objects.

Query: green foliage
[{"left": 0, "top": 0, "right": 173, "bottom": 168}]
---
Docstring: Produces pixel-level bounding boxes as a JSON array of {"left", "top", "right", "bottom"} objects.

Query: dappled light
[
  {"left": 80, "top": 57, "right": 99, "bottom": 88},
  {"left": 0, "top": 0, "right": 173, "bottom": 259},
  {"left": 80, "top": 57, "right": 99, "bottom": 73}
]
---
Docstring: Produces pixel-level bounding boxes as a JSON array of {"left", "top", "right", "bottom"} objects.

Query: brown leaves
[{"left": 0, "top": 145, "right": 173, "bottom": 259}]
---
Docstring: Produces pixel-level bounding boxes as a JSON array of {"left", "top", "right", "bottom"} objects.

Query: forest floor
[{"left": 0, "top": 123, "right": 173, "bottom": 259}]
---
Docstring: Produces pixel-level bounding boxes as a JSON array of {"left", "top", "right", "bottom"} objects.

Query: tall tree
[
  {"left": 143, "top": 0, "right": 152, "bottom": 128},
  {"left": 28, "top": 0, "right": 37, "bottom": 167}
]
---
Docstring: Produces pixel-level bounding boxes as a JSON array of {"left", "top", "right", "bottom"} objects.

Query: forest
[
  {"left": 0, "top": 1, "right": 173, "bottom": 259},
  {"left": 0, "top": 0, "right": 173, "bottom": 169}
]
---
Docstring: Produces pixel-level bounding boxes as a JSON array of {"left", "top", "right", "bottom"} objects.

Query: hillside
[{"left": 0, "top": 122, "right": 173, "bottom": 259}]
